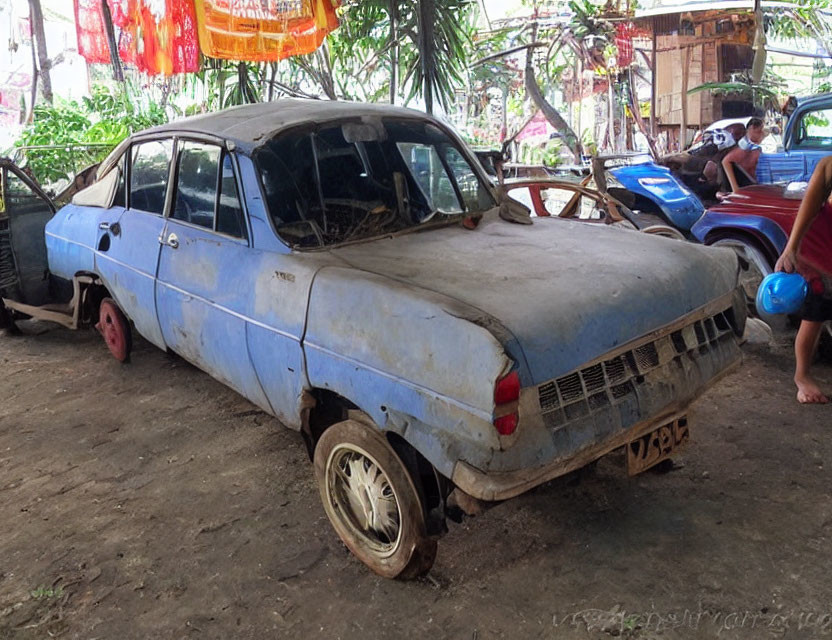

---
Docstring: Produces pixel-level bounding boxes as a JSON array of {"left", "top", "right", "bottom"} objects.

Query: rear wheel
[
  {"left": 710, "top": 235, "right": 787, "bottom": 332},
  {"left": 96, "top": 298, "right": 132, "bottom": 362},
  {"left": 313, "top": 420, "right": 436, "bottom": 579}
]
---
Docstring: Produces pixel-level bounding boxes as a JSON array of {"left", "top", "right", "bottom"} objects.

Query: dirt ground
[{"left": 0, "top": 322, "right": 831, "bottom": 640}]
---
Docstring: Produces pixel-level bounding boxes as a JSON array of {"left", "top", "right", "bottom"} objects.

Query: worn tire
[
  {"left": 710, "top": 235, "right": 788, "bottom": 332},
  {"left": 313, "top": 419, "right": 436, "bottom": 579}
]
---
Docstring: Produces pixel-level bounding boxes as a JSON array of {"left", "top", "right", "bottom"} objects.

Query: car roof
[
  {"left": 705, "top": 117, "right": 751, "bottom": 132},
  {"left": 792, "top": 92, "right": 832, "bottom": 110},
  {"left": 96, "top": 99, "right": 448, "bottom": 179},
  {"left": 139, "top": 99, "right": 435, "bottom": 153}
]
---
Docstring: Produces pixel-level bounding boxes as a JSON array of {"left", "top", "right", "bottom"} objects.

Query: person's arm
[
  {"left": 747, "top": 149, "right": 761, "bottom": 184},
  {"left": 775, "top": 155, "right": 832, "bottom": 272},
  {"left": 721, "top": 149, "right": 742, "bottom": 192}
]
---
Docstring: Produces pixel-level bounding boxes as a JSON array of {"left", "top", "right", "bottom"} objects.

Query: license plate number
[{"left": 626, "top": 416, "right": 689, "bottom": 475}]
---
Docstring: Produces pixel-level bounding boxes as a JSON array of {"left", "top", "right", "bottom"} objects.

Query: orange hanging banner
[{"left": 194, "top": 0, "right": 341, "bottom": 62}]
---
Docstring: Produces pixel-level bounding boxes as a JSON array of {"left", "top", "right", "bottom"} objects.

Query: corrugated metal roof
[{"left": 636, "top": 1, "right": 753, "bottom": 17}]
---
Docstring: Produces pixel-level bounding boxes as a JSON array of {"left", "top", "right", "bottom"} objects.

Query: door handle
[
  {"left": 99, "top": 221, "right": 120, "bottom": 236},
  {"left": 165, "top": 233, "right": 179, "bottom": 249}
]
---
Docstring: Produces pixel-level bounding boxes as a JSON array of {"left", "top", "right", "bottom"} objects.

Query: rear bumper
[{"left": 451, "top": 292, "right": 744, "bottom": 501}]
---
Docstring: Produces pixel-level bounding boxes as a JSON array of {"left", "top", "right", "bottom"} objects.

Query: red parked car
[{"left": 692, "top": 182, "right": 832, "bottom": 347}]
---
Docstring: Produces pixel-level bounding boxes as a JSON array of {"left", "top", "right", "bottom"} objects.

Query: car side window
[
  {"left": 173, "top": 142, "right": 220, "bottom": 229},
  {"left": 397, "top": 142, "right": 462, "bottom": 214},
  {"left": 4, "top": 169, "right": 51, "bottom": 216},
  {"left": 113, "top": 154, "right": 126, "bottom": 208},
  {"left": 216, "top": 153, "right": 247, "bottom": 239},
  {"left": 794, "top": 108, "right": 832, "bottom": 149},
  {"left": 130, "top": 140, "right": 173, "bottom": 215}
]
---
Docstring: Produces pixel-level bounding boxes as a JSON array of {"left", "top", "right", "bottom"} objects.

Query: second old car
[{"left": 6, "top": 100, "right": 749, "bottom": 578}]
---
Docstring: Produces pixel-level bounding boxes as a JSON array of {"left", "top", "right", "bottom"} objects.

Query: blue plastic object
[{"left": 756, "top": 272, "right": 808, "bottom": 316}]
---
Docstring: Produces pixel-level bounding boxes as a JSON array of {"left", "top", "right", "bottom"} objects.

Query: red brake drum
[{"left": 95, "top": 298, "right": 132, "bottom": 362}]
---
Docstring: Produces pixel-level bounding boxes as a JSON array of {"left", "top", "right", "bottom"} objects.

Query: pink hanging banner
[{"left": 73, "top": 0, "right": 200, "bottom": 76}]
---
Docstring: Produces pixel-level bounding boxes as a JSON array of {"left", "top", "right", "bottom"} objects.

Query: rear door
[
  {"left": 154, "top": 140, "right": 270, "bottom": 409},
  {"left": 94, "top": 139, "right": 171, "bottom": 349}
]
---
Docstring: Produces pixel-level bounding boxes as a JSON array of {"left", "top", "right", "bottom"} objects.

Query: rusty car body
[{"left": 3, "top": 100, "right": 747, "bottom": 578}]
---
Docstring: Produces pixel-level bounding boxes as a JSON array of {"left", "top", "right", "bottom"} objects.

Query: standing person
[
  {"left": 774, "top": 155, "right": 832, "bottom": 404},
  {"left": 719, "top": 117, "right": 766, "bottom": 194}
]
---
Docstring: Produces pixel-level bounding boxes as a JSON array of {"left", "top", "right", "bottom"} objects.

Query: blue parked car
[
  {"left": 755, "top": 93, "right": 832, "bottom": 183},
  {"left": 1, "top": 101, "right": 748, "bottom": 578}
]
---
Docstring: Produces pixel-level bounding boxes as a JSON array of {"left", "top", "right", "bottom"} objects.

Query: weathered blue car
[
  {"left": 1, "top": 101, "right": 747, "bottom": 578},
  {"left": 755, "top": 92, "right": 832, "bottom": 183}
]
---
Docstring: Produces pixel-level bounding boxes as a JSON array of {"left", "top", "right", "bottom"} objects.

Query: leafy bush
[{"left": 14, "top": 86, "right": 168, "bottom": 188}]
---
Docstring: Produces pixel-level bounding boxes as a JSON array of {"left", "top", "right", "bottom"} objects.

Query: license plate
[{"left": 626, "top": 416, "right": 689, "bottom": 475}]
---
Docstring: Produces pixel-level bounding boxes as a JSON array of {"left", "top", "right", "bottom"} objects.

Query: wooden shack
[{"left": 636, "top": 1, "right": 758, "bottom": 150}]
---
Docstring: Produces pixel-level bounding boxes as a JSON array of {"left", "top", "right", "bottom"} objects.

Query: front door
[
  {"left": 94, "top": 139, "right": 171, "bottom": 349},
  {"left": 154, "top": 141, "right": 270, "bottom": 410},
  {"left": 1, "top": 163, "right": 56, "bottom": 306}
]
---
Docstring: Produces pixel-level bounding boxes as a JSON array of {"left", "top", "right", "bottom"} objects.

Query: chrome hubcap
[{"left": 327, "top": 446, "right": 401, "bottom": 556}]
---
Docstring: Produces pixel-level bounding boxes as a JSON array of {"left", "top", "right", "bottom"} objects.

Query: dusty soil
[{"left": 1, "top": 323, "right": 831, "bottom": 640}]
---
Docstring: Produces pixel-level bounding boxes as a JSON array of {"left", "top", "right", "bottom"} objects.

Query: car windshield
[{"left": 253, "top": 118, "right": 496, "bottom": 248}]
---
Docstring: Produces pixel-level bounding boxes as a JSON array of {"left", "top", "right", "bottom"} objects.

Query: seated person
[
  {"left": 662, "top": 124, "right": 746, "bottom": 204},
  {"left": 718, "top": 117, "right": 765, "bottom": 194}
]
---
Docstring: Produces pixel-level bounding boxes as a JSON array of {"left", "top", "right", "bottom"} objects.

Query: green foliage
[
  {"left": 766, "top": 2, "right": 832, "bottom": 57},
  {"left": 31, "top": 586, "right": 63, "bottom": 600},
  {"left": 268, "top": 0, "right": 479, "bottom": 110},
  {"left": 191, "top": 59, "right": 263, "bottom": 110},
  {"left": 804, "top": 112, "right": 830, "bottom": 129},
  {"left": 687, "top": 71, "right": 787, "bottom": 111},
  {"left": 16, "top": 85, "right": 168, "bottom": 186}
]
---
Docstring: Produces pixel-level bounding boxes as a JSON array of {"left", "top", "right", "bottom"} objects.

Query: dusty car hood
[{"left": 328, "top": 215, "right": 739, "bottom": 385}]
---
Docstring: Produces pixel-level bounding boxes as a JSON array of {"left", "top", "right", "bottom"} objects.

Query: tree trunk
[
  {"left": 627, "top": 67, "right": 660, "bottom": 159},
  {"left": 26, "top": 10, "right": 39, "bottom": 125},
  {"left": 607, "top": 69, "right": 616, "bottom": 153},
  {"left": 29, "top": 0, "right": 52, "bottom": 103},
  {"left": 650, "top": 17, "right": 657, "bottom": 137},
  {"left": 524, "top": 25, "right": 582, "bottom": 161},
  {"left": 389, "top": 0, "right": 398, "bottom": 104},
  {"left": 680, "top": 45, "right": 691, "bottom": 151},
  {"left": 417, "top": 0, "right": 435, "bottom": 114},
  {"left": 100, "top": 0, "right": 124, "bottom": 83},
  {"left": 751, "top": 1, "right": 766, "bottom": 84}
]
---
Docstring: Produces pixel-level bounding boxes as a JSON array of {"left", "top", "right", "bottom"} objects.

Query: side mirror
[{"left": 784, "top": 181, "right": 808, "bottom": 199}]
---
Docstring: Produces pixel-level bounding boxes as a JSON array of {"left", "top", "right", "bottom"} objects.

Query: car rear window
[{"left": 254, "top": 118, "right": 495, "bottom": 248}]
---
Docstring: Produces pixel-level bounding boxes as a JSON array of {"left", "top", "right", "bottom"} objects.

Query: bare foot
[{"left": 795, "top": 375, "right": 829, "bottom": 404}]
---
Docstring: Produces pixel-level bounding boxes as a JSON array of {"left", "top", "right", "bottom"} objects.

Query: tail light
[{"left": 494, "top": 371, "right": 520, "bottom": 436}]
